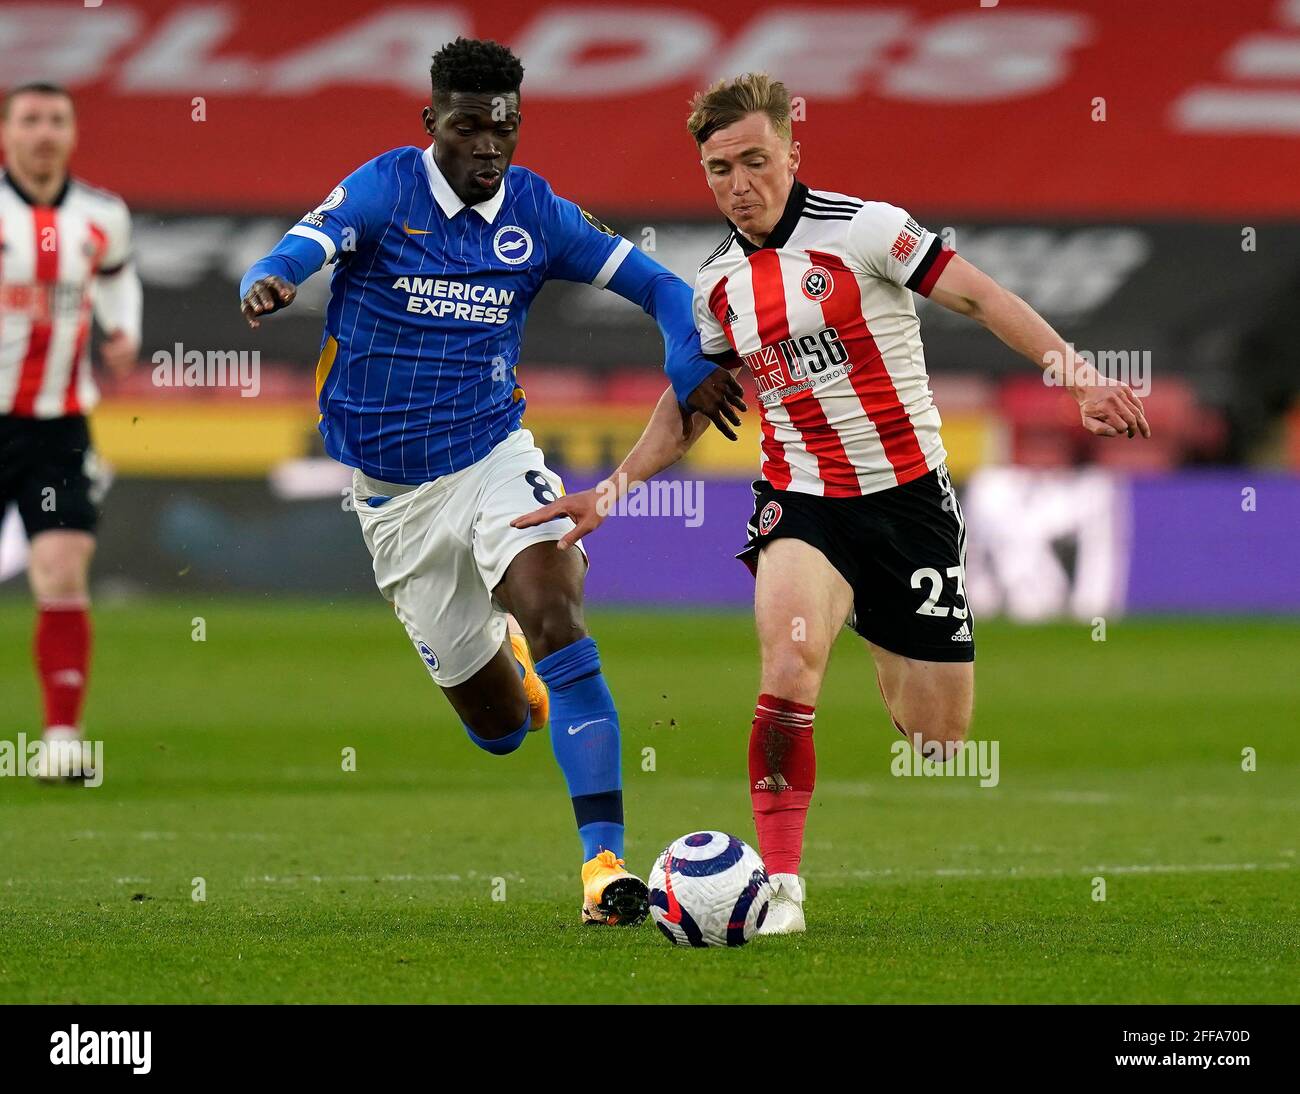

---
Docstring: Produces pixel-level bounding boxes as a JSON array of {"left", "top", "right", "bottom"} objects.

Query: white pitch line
[
  {"left": 12, "top": 862, "right": 1286, "bottom": 888},
  {"left": 0, "top": 872, "right": 520, "bottom": 887},
  {"left": 247, "top": 873, "right": 476, "bottom": 884},
  {"left": 5, "top": 847, "right": 1294, "bottom": 889},
  {"left": 813, "top": 782, "right": 1300, "bottom": 810},
  {"left": 846, "top": 861, "right": 1294, "bottom": 880},
  {"left": 61, "top": 830, "right": 281, "bottom": 842}
]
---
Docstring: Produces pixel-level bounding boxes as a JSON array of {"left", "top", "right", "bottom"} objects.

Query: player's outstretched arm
[
  {"left": 239, "top": 223, "right": 342, "bottom": 327},
  {"left": 510, "top": 374, "right": 732, "bottom": 548},
  {"left": 239, "top": 160, "right": 385, "bottom": 328},
  {"left": 544, "top": 192, "right": 747, "bottom": 435},
  {"left": 239, "top": 233, "right": 331, "bottom": 327},
  {"left": 600, "top": 247, "right": 747, "bottom": 436},
  {"left": 928, "top": 254, "right": 1151, "bottom": 440}
]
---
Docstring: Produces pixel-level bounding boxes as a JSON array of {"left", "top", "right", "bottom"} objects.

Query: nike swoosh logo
[
  {"left": 567, "top": 719, "right": 608, "bottom": 736},
  {"left": 663, "top": 857, "right": 683, "bottom": 924},
  {"left": 402, "top": 222, "right": 432, "bottom": 235}
]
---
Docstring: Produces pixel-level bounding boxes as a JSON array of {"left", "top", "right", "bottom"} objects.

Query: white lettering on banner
[
  {"left": 119, "top": 6, "right": 256, "bottom": 91},
  {"left": 718, "top": 11, "right": 912, "bottom": 96},
  {"left": 882, "top": 12, "right": 1089, "bottom": 101},
  {"left": 1173, "top": 2, "right": 1300, "bottom": 133},
  {"left": 1, "top": 4, "right": 1091, "bottom": 103},
  {"left": 120, "top": 6, "right": 467, "bottom": 93},
  {"left": 0, "top": 5, "right": 140, "bottom": 85},
  {"left": 15, "top": 2, "right": 1300, "bottom": 131},
  {"left": 520, "top": 10, "right": 716, "bottom": 96},
  {"left": 1176, "top": 89, "right": 1300, "bottom": 133},
  {"left": 268, "top": 9, "right": 469, "bottom": 93}
]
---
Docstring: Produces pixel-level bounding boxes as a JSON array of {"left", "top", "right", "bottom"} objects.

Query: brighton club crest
[
  {"left": 801, "top": 266, "right": 832, "bottom": 302},
  {"left": 416, "top": 641, "right": 439, "bottom": 672},
  {"left": 493, "top": 225, "right": 534, "bottom": 266}
]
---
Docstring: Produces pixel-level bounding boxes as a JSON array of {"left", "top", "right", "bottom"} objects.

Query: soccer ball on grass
[{"left": 647, "top": 831, "right": 772, "bottom": 947}]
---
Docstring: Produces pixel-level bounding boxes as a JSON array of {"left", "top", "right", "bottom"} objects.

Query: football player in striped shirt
[
  {"left": 516, "top": 73, "right": 1150, "bottom": 934},
  {"left": 239, "top": 39, "right": 731, "bottom": 925},
  {"left": 0, "top": 82, "right": 141, "bottom": 782}
]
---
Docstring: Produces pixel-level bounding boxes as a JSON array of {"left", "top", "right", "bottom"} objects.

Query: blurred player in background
[
  {"left": 516, "top": 73, "right": 1149, "bottom": 934},
  {"left": 0, "top": 83, "right": 141, "bottom": 782},
  {"left": 239, "top": 38, "right": 726, "bottom": 925}
]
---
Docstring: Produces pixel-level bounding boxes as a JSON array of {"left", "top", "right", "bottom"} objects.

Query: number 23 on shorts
[{"left": 911, "top": 565, "right": 968, "bottom": 619}]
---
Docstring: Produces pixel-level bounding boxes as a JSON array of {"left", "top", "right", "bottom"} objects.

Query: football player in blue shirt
[{"left": 239, "top": 37, "right": 744, "bottom": 926}]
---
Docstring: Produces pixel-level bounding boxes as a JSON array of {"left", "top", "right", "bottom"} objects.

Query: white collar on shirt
[{"left": 422, "top": 144, "right": 507, "bottom": 224}]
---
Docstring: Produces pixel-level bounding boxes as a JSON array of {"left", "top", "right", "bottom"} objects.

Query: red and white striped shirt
[
  {"left": 694, "top": 181, "right": 955, "bottom": 497},
  {"left": 0, "top": 171, "right": 135, "bottom": 418}
]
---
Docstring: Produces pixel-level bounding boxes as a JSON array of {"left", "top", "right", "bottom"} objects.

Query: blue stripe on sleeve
[{"left": 238, "top": 231, "right": 331, "bottom": 299}]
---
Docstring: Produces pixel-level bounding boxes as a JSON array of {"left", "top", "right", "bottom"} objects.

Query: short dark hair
[
  {"left": 429, "top": 37, "right": 524, "bottom": 101},
  {"left": 2, "top": 81, "right": 74, "bottom": 120}
]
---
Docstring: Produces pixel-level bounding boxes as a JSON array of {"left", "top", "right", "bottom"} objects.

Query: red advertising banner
[{"left": 2, "top": 0, "right": 1298, "bottom": 215}]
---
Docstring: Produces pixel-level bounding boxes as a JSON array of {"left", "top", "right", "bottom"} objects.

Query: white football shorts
[{"left": 353, "top": 428, "right": 584, "bottom": 687}]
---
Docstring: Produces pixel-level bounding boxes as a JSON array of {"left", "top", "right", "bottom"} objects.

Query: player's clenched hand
[
  {"left": 1072, "top": 373, "right": 1151, "bottom": 439},
  {"left": 241, "top": 276, "right": 297, "bottom": 328},
  {"left": 685, "top": 367, "right": 747, "bottom": 441},
  {"left": 510, "top": 487, "right": 607, "bottom": 550}
]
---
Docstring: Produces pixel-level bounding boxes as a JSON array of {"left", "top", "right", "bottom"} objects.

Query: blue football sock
[
  {"left": 464, "top": 708, "right": 530, "bottom": 756},
  {"left": 535, "top": 636, "right": 624, "bottom": 860}
]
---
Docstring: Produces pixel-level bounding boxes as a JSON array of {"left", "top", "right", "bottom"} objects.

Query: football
[{"left": 648, "top": 831, "right": 773, "bottom": 947}]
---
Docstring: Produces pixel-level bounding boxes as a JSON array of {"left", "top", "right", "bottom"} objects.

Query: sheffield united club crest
[{"left": 801, "top": 266, "right": 832, "bottom": 302}]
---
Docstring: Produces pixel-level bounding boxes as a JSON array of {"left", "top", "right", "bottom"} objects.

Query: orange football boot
[{"left": 581, "top": 850, "right": 650, "bottom": 926}]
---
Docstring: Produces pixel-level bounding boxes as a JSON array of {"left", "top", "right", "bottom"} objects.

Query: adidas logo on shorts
[
  {"left": 753, "top": 773, "right": 792, "bottom": 792},
  {"left": 951, "top": 621, "right": 972, "bottom": 642}
]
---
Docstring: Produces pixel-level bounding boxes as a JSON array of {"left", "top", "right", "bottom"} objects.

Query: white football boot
[
  {"left": 759, "top": 872, "right": 806, "bottom": 935},
  {"left": 35, "top": 726, "right": 96, "bottom": 784}
]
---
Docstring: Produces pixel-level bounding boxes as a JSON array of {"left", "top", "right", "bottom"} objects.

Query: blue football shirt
[{"left": 273, "top": 146, "right": 633, "bottom": 484}]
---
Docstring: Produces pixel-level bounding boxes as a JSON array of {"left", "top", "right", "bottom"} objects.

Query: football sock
[
  {"left": 748, "top": 693, "right": 816, "bottom": 877},
  {"left": 535, "top": 636, "right": 624, "bottom": 860},
  {"left": 35, "top": 598, "right": 92, "bottom": 732},
  {"left": 464, "top": 708, "right": 530, "bottom": 756}
]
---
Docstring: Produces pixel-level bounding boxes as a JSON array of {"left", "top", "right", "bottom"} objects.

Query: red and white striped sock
[
  {"left": 35, "top": 598, "right": 92, "bottom": 733},
  {"left": 748, "top": 693, "right": 816, "bottom": 877}
]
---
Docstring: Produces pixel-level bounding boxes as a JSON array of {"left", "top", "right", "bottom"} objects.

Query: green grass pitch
[{"left": 0, "top": 598, "right": 1297, "bottom": 1003}]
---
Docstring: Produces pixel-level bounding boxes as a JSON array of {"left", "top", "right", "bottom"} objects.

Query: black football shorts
[
  {"left": 738, "top": 464, "right": 974, "bottom": 663},
  {"left": 0, "top": 413, "right": 103, "bottom": 535}
]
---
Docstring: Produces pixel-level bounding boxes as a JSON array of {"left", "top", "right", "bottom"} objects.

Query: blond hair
[{"left": 686, "top": 73, "right": 791, "bottom": 145}]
